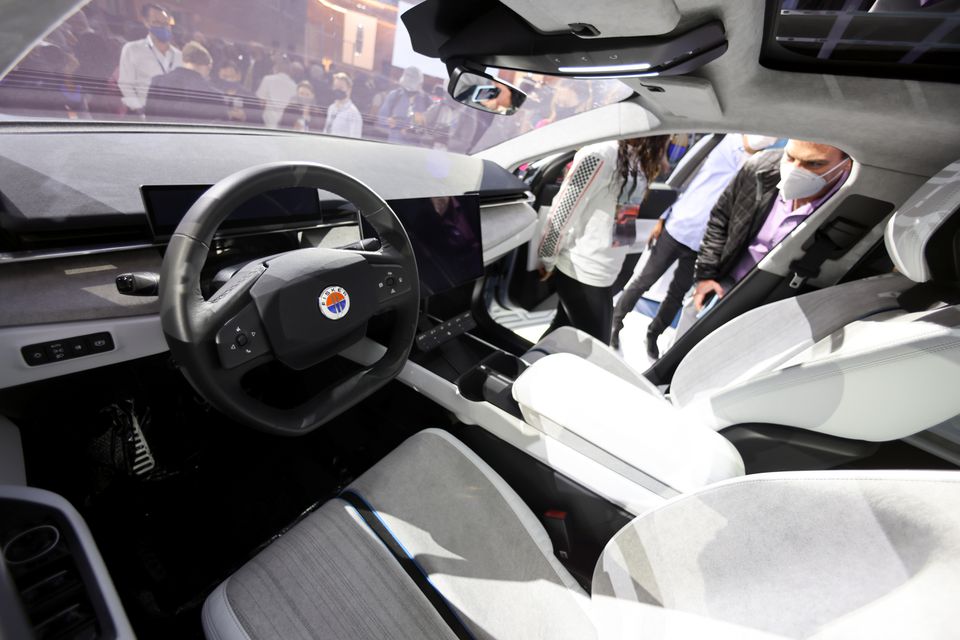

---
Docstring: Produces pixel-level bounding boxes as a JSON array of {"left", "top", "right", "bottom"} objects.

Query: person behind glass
[
  {"left": 323, "top": 72, "right": 363, "bottom": 139},
  {"left": 117, "top": 4, "right": 181, "bottom": 117},
  {"left": 610, "top": 134, "right": 779, "bottom": 357},
  {"left": 378, "top": 66, "right": 430, "bottom": 144},
  {"left": 280, "top": 81, "right": 319, "bottom": 131},
  {"left": 144, "top": 41, "right": 226, "bottom": 123},
  {"left": 691, "top": 140, "right": 852, "bottom": 315},
  {"left": 537, "top": 136, "right": 672, "bottom": 342},
  {"left": 215, "top": 58, "right": 262, "bottom": 125},
  {"left": 256, "top": 57, "right": 297, "bottom": 128}
]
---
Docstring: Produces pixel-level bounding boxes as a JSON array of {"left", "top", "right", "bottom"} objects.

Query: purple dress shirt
[{"left": 728, "top": 170, "right": 849, "bottom": 283}]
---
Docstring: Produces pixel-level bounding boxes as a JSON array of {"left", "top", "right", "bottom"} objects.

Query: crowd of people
[
  {"left": 537, "top": 133, "right": 851, "bottom": 360},
  {"left": 0, "top": 3, "right": 627, "bottom": 153}
]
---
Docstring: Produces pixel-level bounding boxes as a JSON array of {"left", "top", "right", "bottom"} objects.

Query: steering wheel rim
[{"left": 159, "top": 162, "right": 419, "bottom": 436}]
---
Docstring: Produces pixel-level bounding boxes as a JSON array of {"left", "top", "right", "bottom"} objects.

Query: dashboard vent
[{"left": 2, "top": 506, "right": 103, "bottom": 639}]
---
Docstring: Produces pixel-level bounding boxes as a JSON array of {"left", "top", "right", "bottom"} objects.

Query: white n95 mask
[{"left": 777, "top": 158, "right": 847, "bottom": 201}]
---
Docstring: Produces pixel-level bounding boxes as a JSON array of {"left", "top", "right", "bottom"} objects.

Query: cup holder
[{"left": 456, "top": 351, "right": 527, "bottom": 416}]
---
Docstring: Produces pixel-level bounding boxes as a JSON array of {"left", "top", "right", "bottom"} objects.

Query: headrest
[{"left": 885, "top": 160, "right": 960, "bottom": 283}]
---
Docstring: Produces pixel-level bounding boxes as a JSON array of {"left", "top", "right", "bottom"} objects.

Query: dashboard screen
[
  {"left": 142, "top": 184, "right": 324, "bottom": 239},
  {"left": 385, "top": 196, "right": 483, "bottom": 298}
]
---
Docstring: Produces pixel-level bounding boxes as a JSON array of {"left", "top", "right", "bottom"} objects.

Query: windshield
[{"left": 0, "top": 0, "right": 633, "bottom": 154}]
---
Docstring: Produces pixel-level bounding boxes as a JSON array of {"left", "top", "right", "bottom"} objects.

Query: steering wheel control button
[
  {"left": 318, "top": 286, "right": 351, "bottom": 320},
  {"left": 373, "top": 267, "right": 410, "bottom": 302},
  {"left": 216, "top": 306, "right": 270, "bottom": 369},
  {"left": 21, "top": 332, "right": 115, "bottom": 366}
]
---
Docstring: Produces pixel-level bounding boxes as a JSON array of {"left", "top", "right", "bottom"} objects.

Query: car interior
[{"left": 1, "top": 0, "right": 960, "bottom": 639}]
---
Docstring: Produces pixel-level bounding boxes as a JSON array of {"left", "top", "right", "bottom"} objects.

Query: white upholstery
[
  {"left": 525, "top": 325, "right": 659, "bottom": 393},
  {"left": 512, "top": 353, "right": 744, "bottom": 492},
  {"left": 690, "top": 305, "right": 960, "bottom": 440},
  {"left": 885, "top": 160, "right": 960, "bottom": 283},
  {"left": 524, "top": 155, "right": 960, "bottom": 444},
  {"left": 595, "top": 469, "right": 960, "bottom": 639},
  {"left": 205, "top": 430, "right": 960, "bottom": 640}
]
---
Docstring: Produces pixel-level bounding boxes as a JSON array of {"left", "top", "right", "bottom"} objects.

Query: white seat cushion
[
  {"left": 525, "top": 326, "right": 662, "bottom": 395},
  {"left": 512, "top": 353, "right": 745, "bottom": 493},
  {"left": 595, "top": 470, "right": 960, "bottom": 639}
]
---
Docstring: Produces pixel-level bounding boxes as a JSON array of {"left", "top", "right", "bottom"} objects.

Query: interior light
[{"left": 557, "top": 61, "right": 652, "bottom": 74}]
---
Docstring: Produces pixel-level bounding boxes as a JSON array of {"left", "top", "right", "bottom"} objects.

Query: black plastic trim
[
  {"left": 339, "top": 491, "right": 475, "bottom": 640},
  {"left": 721, "top": 424, "right": 879, "bottom": 474}
]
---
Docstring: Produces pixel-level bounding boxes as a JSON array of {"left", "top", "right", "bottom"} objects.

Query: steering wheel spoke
[{"left": 198, "top": 262, "right": 267, "bottom": 339}]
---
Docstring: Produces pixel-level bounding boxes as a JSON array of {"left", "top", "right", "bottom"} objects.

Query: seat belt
[
  {"left": 786, "top": 216, "right": 871, "bottom": 289},
  {"left": 666, "top": 133, "right": 724, "bottom": 192}
]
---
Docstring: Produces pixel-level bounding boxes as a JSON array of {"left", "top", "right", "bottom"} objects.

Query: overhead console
[{"left": 402, "top": 0, "right": 727, "bottom": 78}]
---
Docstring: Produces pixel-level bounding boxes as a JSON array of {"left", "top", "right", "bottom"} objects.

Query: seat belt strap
[
  {"left": 339, "top": 491, "right": 476, "bottom": 640},
  {"left": 787, "top": 216, "right": 870, "bottom": 289},
  {"left": 666, "top": 133, "right": 724, "bottom": 191}
]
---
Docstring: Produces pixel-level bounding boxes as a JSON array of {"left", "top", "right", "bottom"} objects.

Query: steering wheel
[{"left": 158, "top": 162, "right": 419, "bottom": 436}]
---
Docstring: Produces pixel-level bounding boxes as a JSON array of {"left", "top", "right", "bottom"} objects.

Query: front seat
[
  {"left": 204, "top": 429, "right": 960, "bottom": 639},
  {"left": 520, "top": 158, "right": 960, "bottom": 442}
]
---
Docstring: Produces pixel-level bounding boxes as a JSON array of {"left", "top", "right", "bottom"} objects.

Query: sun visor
[
  {"left": 885, "top": 160, "right": 960, "bottom": 284},
  {"left": 402, "top": 0, "right": 726, "bottom": 79}
]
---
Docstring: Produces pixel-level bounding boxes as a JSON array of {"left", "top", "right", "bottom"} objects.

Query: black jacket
[
  {"left": 694, "top": 149, "right": 782, "bottom": 281},
  {"left": 145, "top": 67, "right": 228, "bottom": 123}
]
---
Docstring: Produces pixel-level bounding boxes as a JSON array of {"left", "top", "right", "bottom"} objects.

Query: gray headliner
[{"left": 502, "top": 0, "right": 960, "bottom": 177}]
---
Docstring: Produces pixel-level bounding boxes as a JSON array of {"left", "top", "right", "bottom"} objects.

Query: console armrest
[{"left": 512, "top": 353, "right": 744, "bottom": 493}]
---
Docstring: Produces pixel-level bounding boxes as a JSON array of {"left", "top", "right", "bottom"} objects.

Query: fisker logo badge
[{"left": 319, "top": 286, "right": 350, "bottom": 320}]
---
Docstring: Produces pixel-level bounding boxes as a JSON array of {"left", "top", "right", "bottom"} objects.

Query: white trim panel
[{"left": 0, "top": 315, "right": 166, "bottom": 389}]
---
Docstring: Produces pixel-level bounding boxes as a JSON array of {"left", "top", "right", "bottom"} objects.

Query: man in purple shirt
[{"left": 692, "top": 140, "right": 851, "bottom": 312}]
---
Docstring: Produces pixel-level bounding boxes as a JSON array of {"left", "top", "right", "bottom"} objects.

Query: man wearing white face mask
[
  {"left": 691, "top": 139, "right": 851, "bottom": 312},
  {"left": 611, "top": 133, "right": 778, "bottom": 357}
]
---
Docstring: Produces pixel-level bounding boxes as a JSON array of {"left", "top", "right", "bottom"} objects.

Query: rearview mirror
[{"left": 447, "top": 67, "right": 526, "bottom": 116}]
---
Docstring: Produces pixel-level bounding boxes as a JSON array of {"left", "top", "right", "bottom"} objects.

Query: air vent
[{"left": 2, "top": 509, "right": 102, "bottom": 639}]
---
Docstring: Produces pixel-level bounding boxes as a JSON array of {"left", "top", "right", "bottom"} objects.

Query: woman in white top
[{"left": 537, "top": 135, "right": 671, "bottom": 342}]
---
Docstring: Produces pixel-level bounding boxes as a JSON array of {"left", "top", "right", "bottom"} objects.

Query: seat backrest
[
  {"left": 591, "top": 470, "right": 960, "bottom": 639},
  {"left": 670, "top": 158, "right": 960, "bottom": 441}
]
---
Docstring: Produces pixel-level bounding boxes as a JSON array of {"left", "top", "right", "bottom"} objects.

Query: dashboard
[{"left": 0, "top": 125, "right": 538, "bottom": 388}]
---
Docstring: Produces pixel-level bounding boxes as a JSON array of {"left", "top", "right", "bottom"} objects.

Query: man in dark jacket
[
  {"left": 692, "top": 139, "right": 851, "bottom": 311},
  {"left": 145, "top": 41, "right": 227, "bottom": 123}
]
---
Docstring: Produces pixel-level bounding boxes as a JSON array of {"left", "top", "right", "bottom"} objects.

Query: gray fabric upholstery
[
  {"left": 348, "top": 428, "right": 596, "bottom": 640},
  {"left": 671, "top": 272, "right": 913, "bottom": 408},
  {"left": 525, "top": 325, "right": 660, "bottom": 395},
  {"left": 206, "top": 431, "right": 960, "bottom": 640},
  {"left": 206, "top": 499, "right": 456, "bottom": 640},
  {"left": 594, "top": 471, "right": 960, "bottom": 639}
]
